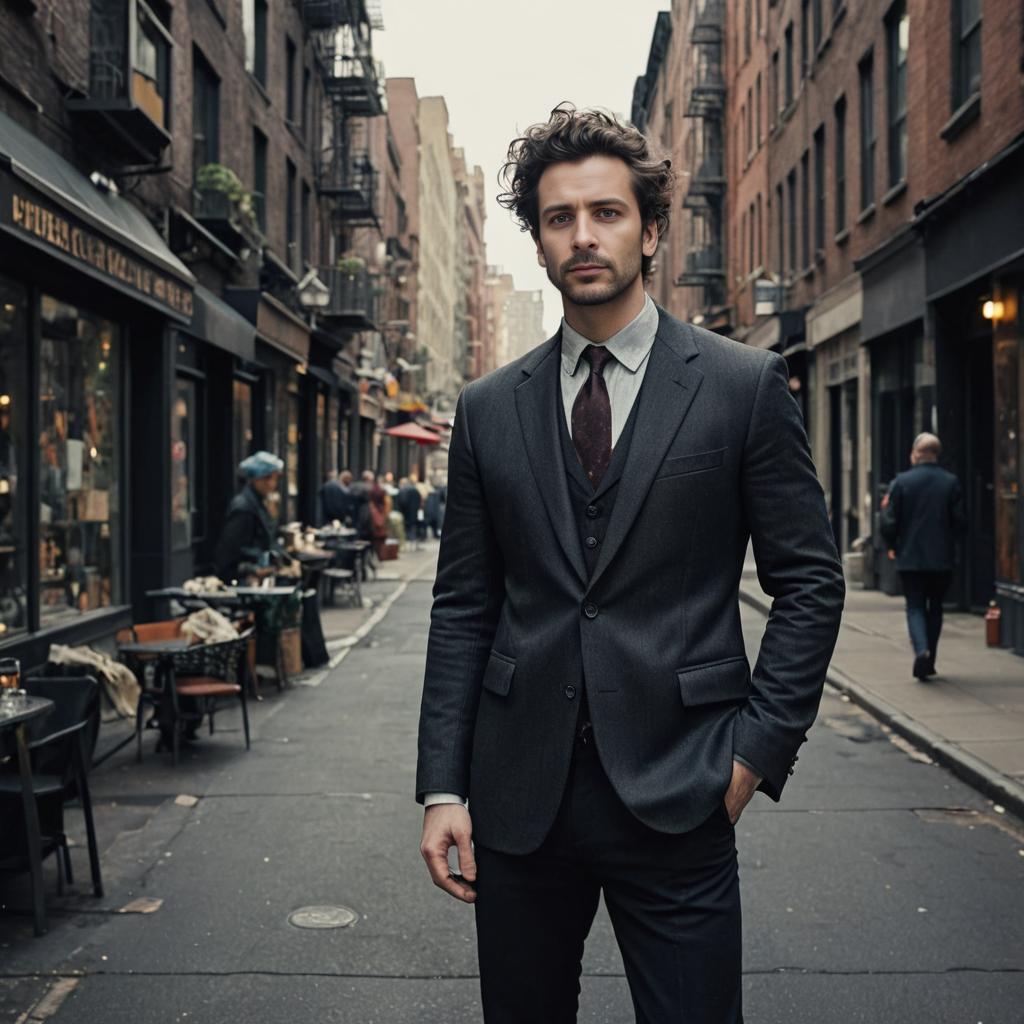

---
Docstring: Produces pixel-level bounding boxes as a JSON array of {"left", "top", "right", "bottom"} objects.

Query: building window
[
  {"left": 749, "top": 203, "right": 757, "bottom": 273},
  {"left": 133, "top": 0, "right": 173, "bottom": 131},
  {"left": 286, "top": 37, "right": 297, "bottom": 123},
  {"left": 835, "top": 95, "right": 847, "bottom": 232},
  {"left": 171, "top": 377, "right": 199, "bottom": 551},
  {"left": 776, "top": 183, "right": 785, "bottom": 277},
  {"left": 301, "top": 181, "right": 311, "bottom": 268},
  {"left": 233, "top": 378, "right": 254, "bottom": 473},
  {"left": 243, "top": 0, "right": 268, "bottom": 85},
  {"left": 813, "top": 125, "right": 826, "bottom": 255},
  {"left": 887, "top": 0, "right": 909, "bottom": 186},
  {"left": 812, "top": 0, "right": 823, "bottom": 53},
  {"left": 253, "top": 128, "right": 267, "bottom": 232},
  {"left": 302, "top": 67, "right": 311, "bottom": 139},
  {"left": 0, "top": 277, "right": 28, "bottom": 638},
  {"left": 771, "top": 50, "right": 780, "bottom": 122},
  {"left": 745, "top": 0, "right": 753, "bottom": 59},
  {"left": 787, "top": 168, "right": 797, "bottom": 275},
  {"left": 953, "top": 0, "right": 981, "bottom": 108},
  {"left": 859, "top": 51, "right": 875, "bottom": 210},
  {"left": 800, "top": 0, "right": 809, "bottom": 79},
  {"left": 38, "top": 296, "right": 121, "bottom": 628},
  {"left": 756, "top": 192, "right": 763, "bottom": 268},
  {"left": 286, "top": 158, "right": 297, "bottom": 272},
  {"left": 755, "top": 72, "right": 762, "bottom": 145},
  {"left": 192, "top": 48, "right": 220, "bottom": 182},
  {"left": 800, "top": 150, "right": 810, "bottom": 269},
  {"left": 746, "top": 87, "right": 754, "bottom": 157},
  {"left": 784, "top": 23, "right": 794, "bottom": 106}
]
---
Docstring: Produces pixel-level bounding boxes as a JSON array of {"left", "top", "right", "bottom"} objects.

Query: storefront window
[
  {"left": 994, "top": 306, "right": 1020, "bottom": 584},
  {"left": 233, "top": 378, "right": 254, "bottom": 473},
  {"left": 0, "top": 278, "right": 28, "bottom": 638},
  {"left": 39, "top": 296, "right": 121, "bottom": 627},
  {"left": 171, "top": 378, "right": 197, "bottom": 550},
  {"left": 287, "top": 388, "right": 300, "bottom": 519}
]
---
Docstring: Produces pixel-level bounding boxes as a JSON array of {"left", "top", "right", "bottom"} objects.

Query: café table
[
  {"left": 117, "top": 639, "right": 194, "bottom": 765},
  {"left": 0, "top": 694, "right": 55, "bottom": 935}
]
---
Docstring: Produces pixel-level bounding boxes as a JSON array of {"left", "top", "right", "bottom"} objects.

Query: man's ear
[
  {"left": 642, "top": 220, "right": 659, "bottom": 258},
  {"left": 534, "top": 232, "right": 546, "bottom": 268}
]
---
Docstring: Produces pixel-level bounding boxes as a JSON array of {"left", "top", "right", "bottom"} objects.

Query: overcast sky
[{"left": 373, "top": 0, "right": 669, "bottom": 337}]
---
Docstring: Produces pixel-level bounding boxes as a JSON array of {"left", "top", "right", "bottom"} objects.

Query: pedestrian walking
[
  {"left": 318, "top": 469, "right": 348, "bottom": 525},
  {"left": 415, "top": 106, "right": 844, "bottom": 1023},
  {"left": 880, "top": 432, "right": 966, "bottom": 680},
  {"left": 424, "top": 481, "right": 445, "bottom": 538},
  {"left": 396, "top": 476, "right": 422, "bottom": 549}
]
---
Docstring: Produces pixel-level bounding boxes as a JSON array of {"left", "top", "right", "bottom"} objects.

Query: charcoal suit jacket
[{"left": 416, "top": 306, "right": 845, "bottom": 856}]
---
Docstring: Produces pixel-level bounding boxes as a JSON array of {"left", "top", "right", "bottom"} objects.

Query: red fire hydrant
[{"left": 985, "top": 601, "right": 1002, "bottom": 647}]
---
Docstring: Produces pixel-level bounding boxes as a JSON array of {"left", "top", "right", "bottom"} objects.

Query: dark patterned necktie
[{"left": 571, "top": 344, "right": 616, "bottom": 488}]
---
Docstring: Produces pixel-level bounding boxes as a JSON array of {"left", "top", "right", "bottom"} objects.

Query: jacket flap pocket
[
  {"left": 656, "top": 447, "right": 726, "bottom": 480},
  {"left": 676, "top": 656, "right": 751, "bottom": 707},
  {"left": 481, "top": 651, "right": 515, "bottom": 697}
]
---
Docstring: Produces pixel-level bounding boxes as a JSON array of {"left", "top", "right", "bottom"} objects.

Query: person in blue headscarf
[{"left": 213, "top": 451, "right": 287, "bottom": 583}]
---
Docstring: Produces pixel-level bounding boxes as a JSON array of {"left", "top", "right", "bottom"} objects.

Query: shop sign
[
  {"left": 1, "top": 181, "right": 193, "bottom": 319},
  {"left": 754, "top": 278, "right": 782, "bottom": 317}
]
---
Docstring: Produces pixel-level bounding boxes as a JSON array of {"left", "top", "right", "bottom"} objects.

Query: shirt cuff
[{"left": 423, "top": 792, "right": 468, "bottom": 808}]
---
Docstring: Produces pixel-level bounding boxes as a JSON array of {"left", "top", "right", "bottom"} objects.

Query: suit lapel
[
  {"left": 585, "top": 311, "right": 704, "bottom": 595},
  {"left": 514, "top": 331, "right": 588, "bottom": 586}
]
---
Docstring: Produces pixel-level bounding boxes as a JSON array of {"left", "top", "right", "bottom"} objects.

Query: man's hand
[
  {"left": 724, "top": 759, "right": 762, "bottom": 826},
  {"left": 420, "top": 804, "right": 477, "bottom": 903}
]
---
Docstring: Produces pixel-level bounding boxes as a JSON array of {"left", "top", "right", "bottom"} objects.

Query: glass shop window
[
  {"left": 0, "top": 277, "right": 28, "bottom": 639},
  {"left": 233, "top": 378, "right": 254, "bottom": 473},
  {"left": 39, "top": 296, "right": 121, "bottom": 628},
  {"left": 171, "top": 377, "right": 198, "bottom": 550}
]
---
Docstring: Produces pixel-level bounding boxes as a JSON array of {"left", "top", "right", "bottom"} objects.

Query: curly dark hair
[{"left": 497, "top": 104, "right": 674, "bottom": 279}]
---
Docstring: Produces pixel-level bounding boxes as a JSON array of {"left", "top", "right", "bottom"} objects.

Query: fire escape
[
  {"left": 678, "top": 0, "right": 727, "bottom": 318},
  {"left": 303, "top": 0, "right": 385, "bottom": 329}
]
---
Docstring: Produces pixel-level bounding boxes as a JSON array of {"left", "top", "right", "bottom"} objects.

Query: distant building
[{"left": 505, "top": 290, "right": 547, "bottom": 363}]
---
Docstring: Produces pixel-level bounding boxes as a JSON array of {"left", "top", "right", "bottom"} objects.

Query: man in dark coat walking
[
  {"left": 415, "top": 106, "right": 844, "bottom": 1023},
  {"left": 881, "top": 432, "right": 966, "bottom": 679}
]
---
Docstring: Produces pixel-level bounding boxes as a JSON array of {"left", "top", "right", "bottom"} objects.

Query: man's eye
[
  {"left": 551, "top": 214, "right": 570, "bottom": 225},
  {"left": 597, "top": 209, "right": 618, "bottom": 218}
]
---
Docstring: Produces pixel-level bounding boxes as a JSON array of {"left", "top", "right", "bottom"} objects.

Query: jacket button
[
  {"left": 583, "top": 603, "right": 598, "bottom": 619},
  {"left": 585, "top": 505, "right": 600, "bottom": 518},
  {"left": 564, "top": 684, "right": 576, "bottom": 700},
  {"left": 585, "top": 536, "right": 598, "bottom": 549}
]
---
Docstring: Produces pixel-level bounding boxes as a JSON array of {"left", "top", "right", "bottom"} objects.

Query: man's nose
[{"left": 571, "top": 214, "right": 598, "bottom": 250}]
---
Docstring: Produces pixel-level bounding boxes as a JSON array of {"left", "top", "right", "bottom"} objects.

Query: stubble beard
[{"left": 547, "top": 248, "right": 643, "bottom": 307}]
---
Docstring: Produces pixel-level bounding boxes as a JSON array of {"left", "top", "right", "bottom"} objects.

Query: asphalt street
[{"left": 2, "top": 573, "right": 1023, "bottom": 1023}]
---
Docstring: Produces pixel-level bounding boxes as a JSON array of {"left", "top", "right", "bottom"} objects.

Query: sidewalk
[{"left": 740, "top": 560, "right": 1024, "bottom": 819}]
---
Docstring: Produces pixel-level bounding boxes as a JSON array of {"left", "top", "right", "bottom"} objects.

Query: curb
[{"left": 738, "top": 585, "right": 1024, "bottom": 823}]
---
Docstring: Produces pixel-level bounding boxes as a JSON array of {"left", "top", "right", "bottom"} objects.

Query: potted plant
[
  {"left": 195, "top": 164, "right": 261, "bottom": 242},
  {"left": 335, "top": 254, "right": 366, "bottom": 277}
]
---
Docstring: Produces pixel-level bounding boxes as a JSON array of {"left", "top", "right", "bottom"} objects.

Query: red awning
[{"left": 383, "top": 422, "right": 442, "bottom": 445}]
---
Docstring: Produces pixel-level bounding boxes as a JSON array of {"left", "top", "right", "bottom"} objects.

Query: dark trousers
[
  {"left": 900, "top": 570, "right": 952, "bottom": 659},
  {"left": 474, "top": 735, "right": 742, "bottom": 1023}
]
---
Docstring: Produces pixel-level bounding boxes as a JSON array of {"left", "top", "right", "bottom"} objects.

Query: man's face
[{"left": 534, "top": 155, "right": 658, "bottom": 306}]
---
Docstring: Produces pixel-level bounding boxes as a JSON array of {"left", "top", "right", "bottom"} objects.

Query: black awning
[
  {"left": 185, "top": 285, "right": 255, "bottom": 360},
  {"left": 0, "top": 108, "right": 195, "bottom": 321},
  {"left": 306, "top": 364, "right": 338, "bottom": 389}
]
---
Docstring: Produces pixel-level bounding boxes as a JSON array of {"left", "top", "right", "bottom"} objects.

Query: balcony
[
  {"left": 66, "top": 0, "right": 173, "bottom": 167},
  {"left": 320, "top": 266, "right": 377, "bottom": 330},
  {"left": 318, "top": 150, "right": 379, "bottom": 225},
  {"left": 683, "top": 152, "right": 725, "bottom": 207},
  {"left": 675, "top": 247, "right": 725, "bottom": 286},
  {"left": 691, "top": 0, "right": 724, "bottom": 44},
  {"left": 193, "top": 174, "right": 263, "bottom": 254},
  {"left": 301, "top": 0, "right": 355, "bottom": 29},
  {"left": 684, "top": 68, "right": 726, "bottom": 119},
  {"left": 322, "top": 54, "right": 386, "bottom": 116}
]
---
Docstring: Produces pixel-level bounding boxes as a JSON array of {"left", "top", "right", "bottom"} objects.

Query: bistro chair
[
  {"left": 116, "top": 618, "right": 190, "bottom": 764},
  {"left": 164, "top": 630, "right": 254, "bottom": 765},
  {"left": 0, "top": 675, "right": 104, "bottom": 930}
]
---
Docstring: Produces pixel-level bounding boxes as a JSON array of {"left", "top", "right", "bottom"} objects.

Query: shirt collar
[{"left": 560, "top": 293, "right": 659, "bottom": 376}]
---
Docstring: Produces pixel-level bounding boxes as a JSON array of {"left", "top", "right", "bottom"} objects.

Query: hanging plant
[{"left": 336, "top": 255, "right": 366, "bottom": 275}]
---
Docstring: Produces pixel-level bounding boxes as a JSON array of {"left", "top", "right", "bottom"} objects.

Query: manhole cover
[{"left": 288, "top": 905, "right": 358, "bottom": 930}]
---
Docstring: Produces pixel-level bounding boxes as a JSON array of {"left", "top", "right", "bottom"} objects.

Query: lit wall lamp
[
  {"left": 982, "top": 299, "right": 1005, "bottom": 321},
  {"left": 298, "top": 268, "right": 331, "bottom": 310}
]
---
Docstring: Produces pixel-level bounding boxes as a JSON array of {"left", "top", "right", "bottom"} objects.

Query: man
[
  {"left": 396, "top": 476, "right": 422, "bottom": 547},
  {"left": 319, "top": 469, "right": 349, "bottom": 525},
  {"left": 213, "top": 451, "right": 285, "bottom": 583},
  {"left": 416, "top": 106, "right": 844, "bottom": 1023},
  {"left": 880, "top": 432, "right": 966, "bottom": 680}
]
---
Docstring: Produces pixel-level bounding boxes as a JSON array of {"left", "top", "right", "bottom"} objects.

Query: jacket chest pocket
[{"left": 655, "top": 447, "right": 726, "bottom": 481}]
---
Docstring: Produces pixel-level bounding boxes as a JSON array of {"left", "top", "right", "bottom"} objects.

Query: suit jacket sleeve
[
  {"left": 879, "top": 479, "right": 901, "bottom": 547},
  {"left": 734, "top": 353, "right": 845, "bottom": 800},
  {"left": 415, "top": 387, "right": 505, "bottom": 803}
]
